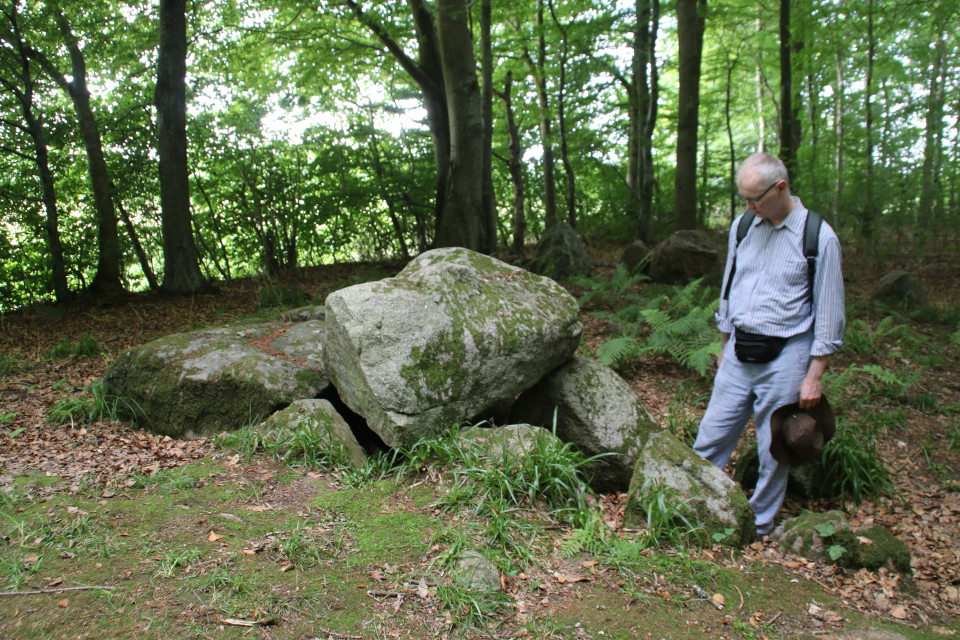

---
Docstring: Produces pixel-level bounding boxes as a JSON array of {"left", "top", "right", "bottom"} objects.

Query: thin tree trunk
[
  {"left": 778, "top": 0, "right": 800, "bottom": 184},
  {"left": 156, "top": 0, "right": 212, "bottom": 294},
  {"left": 495, "top": 72, "right": 526, "bottom": 256},
  {"left": 725, "top": 51, "right": 737, "bottom": 220},
  {"left": 480, "top": 0, "right": 497, "bottom": 252},
  {"left": 639, "top": 0, "right": 659, "bottom": 239},
  {"left": 862, "top": 0, "right": 876, "bottom": 238},
  {"left": 674, "top": 0, "right": 706, "bottom": 230},
  {"left": 115, "top": 197, "right": 159, "bottom": 290},
  {"left": 919, "top": 30, "right": 946, "bottom": 226},
  {"left": 756, "top": 15, "right": 765, "bottom": 152},
  {"left": 548, "top": 0, "right": 576, "bottom": 227},
  {"left": 833, "top": 52, "right": 843, "bottom": 224}
]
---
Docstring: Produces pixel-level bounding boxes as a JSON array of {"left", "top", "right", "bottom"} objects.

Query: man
[{"left": 693, "top": 152, "right": 845, "bottom": 537}]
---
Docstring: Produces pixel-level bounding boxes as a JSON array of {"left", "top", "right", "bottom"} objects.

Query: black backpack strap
[
  {"left": 804, "top": 210, "right": 823, "bottom": 307},
  {"left": 722, "top": 211, "right": 756, "bottom": 301}
]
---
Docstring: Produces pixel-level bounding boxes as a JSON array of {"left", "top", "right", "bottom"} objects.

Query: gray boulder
[
  {"left": 257, "top": 399, "right": 366, "bottom": 468},
  {"left": 323, "top": 248, "right": 582, "bottom": 449},
  {"left": 621, "top": 240, "right": 650, "bottom": 274},
  {"left": 624, "top": 431, "right": 755, "bottom": 545},
  {"left": 509, "top": 356, "right": 657, "bottom": 492},
  {"left": 452, "top": 550, "right": 501, "bottom": 591},
  {"left": 871, "top": 270, "right": 931, "bottom": 312},
  {"left": 286, "top": 304, "right": 326, "bottom": 322},
  {"left": 103, "top": 321, "right": 330, "bottom": 439},
  {"left": 528, "top": 222, "right": 592, "bottom": 281},
  {"left": 649, "top": 230, "right": 723, "bottom": 286},
  {"left": 458, "top": 424, "right": 559, "bottom": 468}
]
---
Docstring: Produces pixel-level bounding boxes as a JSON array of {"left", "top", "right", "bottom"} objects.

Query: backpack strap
[
  {"left": 722, "top": 211, "right": 756, "bottom": 301},
  {"left": 804, "top": 210, "right": 823, "bottom": 308}
]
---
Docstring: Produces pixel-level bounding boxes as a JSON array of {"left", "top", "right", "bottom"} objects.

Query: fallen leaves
[{"left": 207, "top": 531, "right": 223, "bottom": 542}]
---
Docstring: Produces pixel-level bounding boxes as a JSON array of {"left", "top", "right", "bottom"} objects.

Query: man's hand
[
  {"left": 718, "top": 332, "right": 730, "bottom": 367},
  {"left": 799, "top": 355, "right": 830, "bottom": 409}
]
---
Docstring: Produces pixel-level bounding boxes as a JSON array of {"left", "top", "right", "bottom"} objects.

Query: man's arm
[
  {"left": 799, "top": 355, "right": 829, "bottom": 408},
  {"left": 718, "top": 331, "right": 730, "bottom": 366}
]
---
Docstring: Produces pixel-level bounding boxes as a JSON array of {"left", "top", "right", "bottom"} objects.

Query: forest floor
[{"left": 0, "top": 239, "right": 959, "bottom": 639}]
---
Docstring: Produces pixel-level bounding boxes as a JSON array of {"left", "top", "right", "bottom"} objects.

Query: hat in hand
[{"left": 769, "top": 395, "right": 836, "bottom": 466}]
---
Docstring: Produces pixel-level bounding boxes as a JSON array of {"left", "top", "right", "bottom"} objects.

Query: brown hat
[{"left": 769, "top": 395, "right": 836, "bottom": 466}]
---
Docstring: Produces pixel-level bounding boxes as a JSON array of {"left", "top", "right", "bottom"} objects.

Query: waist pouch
[{"left": 734, "top": 328, "right": 788, "bottom": 364}]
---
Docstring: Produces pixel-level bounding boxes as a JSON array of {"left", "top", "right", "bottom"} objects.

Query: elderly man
[{"left": 693, "top": 152, "right": 845, "bottom": 537}]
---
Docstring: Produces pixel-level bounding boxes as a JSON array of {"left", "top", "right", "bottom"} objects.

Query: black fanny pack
[{"left": 734, "top": 328, "right": 788, "bottom": 364}]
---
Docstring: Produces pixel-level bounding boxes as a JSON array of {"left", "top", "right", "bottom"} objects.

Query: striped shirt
[{"left": 716, "top": 197, "right": 845, "bottom": 357}]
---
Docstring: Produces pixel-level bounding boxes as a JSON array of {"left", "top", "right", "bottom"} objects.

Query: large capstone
[
  {"left": 509, "top": 355, "right": 657, "bottom": 492},
  {"left": 323, "top": 248, "right": 583, "bottom": 448},
  {"left": 624, "top": 431, "right": 755, "bottom": 546},
  {"left": 103, "top": 320, "right": 329, "bottom": 439}
]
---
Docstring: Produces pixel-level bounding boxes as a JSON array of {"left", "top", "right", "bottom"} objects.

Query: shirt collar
[{"left": 754, "top": 196, "right": 804, "bottom": 234}]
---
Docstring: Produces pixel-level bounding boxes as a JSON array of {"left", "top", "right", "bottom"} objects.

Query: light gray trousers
[{"left": 693, "top": 330, "right": 812, "bottom": 535}]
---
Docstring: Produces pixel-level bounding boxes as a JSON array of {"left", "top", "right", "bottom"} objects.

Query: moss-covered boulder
[
  {"left": 871, "top": 270, "right": 931, "bottom": 313},
  {"left": 104, "top": 321, "right": 329, "bottom": 439},
  {"left": 510, "top": 356, "right": 657, "bottom": 492},
  {"left": 624, "top": 431, "right": 755, "bottom": 546},
  {"left": 649, "top": 230, "right": 723, "bottom": 286},
  {"left": 323, "top": 248, "right": 583, "bottom": 448},
  {"left": 528, "top": 221, "right": 592, "bottom": 281},
  {"left": 772, "top": 511, "right": 911, "bottom": 572},
  {"left": 458, "top": 424, "right": 560, "bottom": 468},
  {"left": 257, "top": 399, "right": 366, "bottom": 468}
]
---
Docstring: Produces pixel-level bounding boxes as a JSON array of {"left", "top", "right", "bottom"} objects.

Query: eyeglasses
[{"left": 737, "top": 181, "right": 780, "bottom": 205}]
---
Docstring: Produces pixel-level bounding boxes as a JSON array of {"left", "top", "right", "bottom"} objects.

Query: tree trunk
[
  {"left": 156, "top": 0, "right": 212, "bottom": 294},
  {"left": 756, "top": 15, "right": 765, "bottom": 152},
  {"left": 833, "top": 52, "right": 843, "bottom": 224},
  {"left": 548, "top": 0, "right": 576, "bottom": 227},
  {"left": 516, "top": 0, "right": 558, "bottom": 231},
  {"left": 639, "top": 0, "right": 659, "bottom": 239},
  {"left": 2, "top": 5, "right": 70, "bottom": 302},
  {"left": 778, "top": 0, "right": 801, "bottom": 185},
  {"left": 862, "top": 0, "right": 876, "bottom": 238},
  {"left": 115, "top": 197, "right": 159, "bottom": 290},
  {"left": 35, "top": 9, "right": 124, "bottom": 295},
  {"left": 725, "top": 50, "right": 737, "bottom": 220},
  {"left": 480, "top": 0, "right": 497, "bottom": 252},
  {"left": 432, "top": 0, "right": 484, "bottom": 249},
  {"left": 919, "top": 30, "right": 946, "bottom": 226},
  {"left": 344, "top": 0, "right": 450, "bottom": 244},
  {"left": 495, "top": 72, "right": 526, "bottom": 256},
  {"left": 674, "top": 0, "right": 705, "bottom": 231}
]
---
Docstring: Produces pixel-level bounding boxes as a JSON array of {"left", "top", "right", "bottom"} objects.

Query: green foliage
[
  {"left": 215, "top": 414, "right": 353, "bottom": 470},
  {"left": 572, "top": 263, "right": 648, "bottom": 309},
  {"left": 44, "top": 333, "right": 103, "bottom": 361},
  {"left": 629, "top": 478, "right": 706, "bottom": 548},
  {"left": 817, "top": 426, "right": 894, "bottom": 504},
  {"left": 596, "top": 279, "right": 721, "bottom": 376},
  {"left": 257, "top": 285, "right": 314, "bottom": 309},
  {"left": 813, "top": 523, "right": 835, "bottom": 537},
  {"left": 828, "top": 544, "right": 846, "bottom": 561},
  {"left": 0, "top": 355, "right": 20, "bottom": 375},
  {"left": 46, "top": 380, "right": 128, "bottom": 426},
  {"left": 853, "top": 364, "right": 921, "bottom": 402}
]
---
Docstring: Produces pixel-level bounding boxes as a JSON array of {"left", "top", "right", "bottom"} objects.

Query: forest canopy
[{"left": 0, "top": 0, "right": 956, "bottom": 310}]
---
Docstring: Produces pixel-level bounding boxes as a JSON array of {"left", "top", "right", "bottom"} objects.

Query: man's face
[{"left": 737, "top": 172, "right": 783, "bottom": 219}]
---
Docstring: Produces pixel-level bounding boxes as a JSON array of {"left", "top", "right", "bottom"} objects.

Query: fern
[
  {"left": 573, "top": 264, "right": 648, "bottom": 309},
  {"left": 853, "top": 364, "right": 921, "bottom": 400},
  {"left": 596, "top": 337, "right": 642, "bottom": 366}
]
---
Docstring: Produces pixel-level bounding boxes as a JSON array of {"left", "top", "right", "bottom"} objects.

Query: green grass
[{"left": 44, "top": 332, "right": 103, "bottom": 361}]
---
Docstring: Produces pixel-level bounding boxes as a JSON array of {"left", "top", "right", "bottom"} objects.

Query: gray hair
[{"left": 738, "top": 152, "right": 789, "bottom": 185}]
